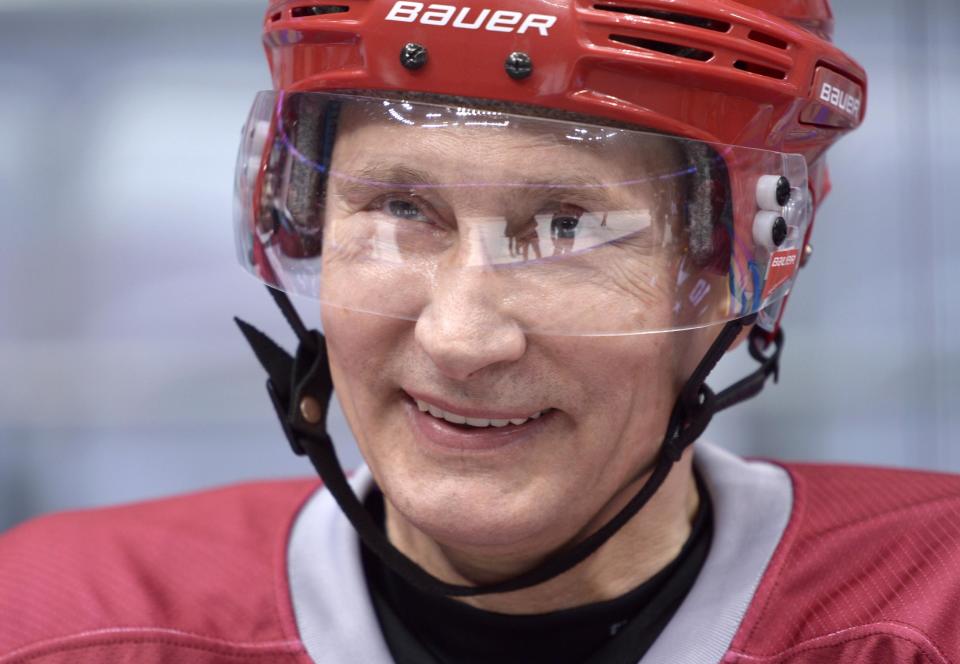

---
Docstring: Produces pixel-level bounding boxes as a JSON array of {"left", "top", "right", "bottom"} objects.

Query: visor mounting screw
[
  {"left": 801, "top": 243, "right": 814, "bottom": 267},
  {"left": 753, "top": 211, "right": 789, "bottom": 250},
  {"left": 771, "top": 216, "right": 788, "bottom": 247},
  {"left": 505, "top": 51, "right": 533, "bottom": 80},
  {"left": 756, "top": 175, "right": 791, "bottom": 210},
  {"left": 400, "top": 42, "right": 428, "bottom": 70},
  {"left": 776, "top": 176, "right": 791, "bottom": 206},
  {"left": 299, "top": 396, "right": 324, "bottom": 425}
]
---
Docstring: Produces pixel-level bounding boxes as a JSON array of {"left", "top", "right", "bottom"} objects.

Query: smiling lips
[{"left": 412, "top": 396, "right": 547, "bottom": 428}]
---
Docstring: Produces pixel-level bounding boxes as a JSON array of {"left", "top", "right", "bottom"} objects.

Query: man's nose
[{"left": 414, "top": 267, "right": 526, "bottom": 382}]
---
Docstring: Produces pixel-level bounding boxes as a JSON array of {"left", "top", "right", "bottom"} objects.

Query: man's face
[{"left": 319, "top": 104, "right": 714, "bottom": 554}]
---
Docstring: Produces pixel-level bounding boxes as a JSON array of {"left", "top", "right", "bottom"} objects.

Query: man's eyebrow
[
  {"left": 331, "top": 164, "right": 435, "bottom": 191},
  {"left": 330, "top": 164, "right": 624, "bottom": 203}
]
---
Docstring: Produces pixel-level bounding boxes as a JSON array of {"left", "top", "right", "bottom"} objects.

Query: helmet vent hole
[
  {"left": 609, "top": 34, "right": 712, "bottom": 62},
  {"left": 270, "top": 12, "right": 282, "bottom": 22},
  {"left": 594, "top": 5, "right": 730, "bottom": 33},
  {"left": 291, "top": 5, "right": 350, "bottom": 18},
  {"left": 733, "top": 60, "right": 787, "bottom": 80},
  {"left": 747, "top": 30, "right": 789, "bottom": 50}
]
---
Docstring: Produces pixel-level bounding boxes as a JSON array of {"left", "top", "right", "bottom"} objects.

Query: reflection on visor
[
  {"left": 327, "top": 204, "right": 654, "bottom": 267},
  {"left": 234, "top": 91, "right": 811, "bottom": 335}
]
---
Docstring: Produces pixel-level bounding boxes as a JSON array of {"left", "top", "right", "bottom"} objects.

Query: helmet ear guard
[
  {"left": 256, "top": 95, "right": 341, "bottom": 261},
  {"left": 683, "top": 141, "right": 733, "bottom": 272}
]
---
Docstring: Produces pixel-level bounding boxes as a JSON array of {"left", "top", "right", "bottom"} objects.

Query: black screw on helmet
[
  {"left": 775, "top": 176, "right": 791, "bottom": 206},
  {"left": 505, "top": 52, "right": 533, "bottom": 80},
  {"left": 771, "top": 216, "right": 788, "bottom": 247},
  {"left": 400, "top": 43, "right": 428, "bottom": 70}
]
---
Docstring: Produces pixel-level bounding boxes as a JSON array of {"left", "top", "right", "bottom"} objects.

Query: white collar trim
[{"left": 288, "top": 442, "right": 793, "bottom": 664}]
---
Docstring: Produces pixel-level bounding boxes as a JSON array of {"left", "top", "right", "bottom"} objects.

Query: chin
[{"left": 381, "top": 467, "right": 571, "bottom": 552}]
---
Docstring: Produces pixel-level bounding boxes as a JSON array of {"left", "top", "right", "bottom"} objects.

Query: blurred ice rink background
[{"left": 1, "top": 0, "right": 958, "bottom": 531}]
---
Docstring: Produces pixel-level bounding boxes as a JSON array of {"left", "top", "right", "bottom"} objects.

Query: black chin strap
[{"left": 236, "top": 286, "right": 783, "bottom": 597}]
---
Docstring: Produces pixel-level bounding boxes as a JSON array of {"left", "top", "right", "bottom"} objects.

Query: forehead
[{"left": 330, "top": 100, "right": 681, "bottom": 184}]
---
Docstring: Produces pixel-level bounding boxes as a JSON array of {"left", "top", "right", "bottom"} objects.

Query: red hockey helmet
[{"left": 235, "top": 0, "right": 864, "bottom": 337}]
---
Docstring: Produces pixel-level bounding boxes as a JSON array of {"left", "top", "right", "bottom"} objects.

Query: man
[{"left": 2, "top": 1, "right": 959, "bottom": 663}]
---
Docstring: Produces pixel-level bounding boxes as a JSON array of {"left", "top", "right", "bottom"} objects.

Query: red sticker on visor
[{"left": 761, "top": 249, "right": 799, "bottom": 302}]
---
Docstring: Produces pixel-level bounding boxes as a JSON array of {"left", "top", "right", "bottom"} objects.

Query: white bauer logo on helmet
[{"left": 385, "top": 1, "right": 558, "bottom": 36}]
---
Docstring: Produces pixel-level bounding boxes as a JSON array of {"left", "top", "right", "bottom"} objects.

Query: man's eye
[
  {"left": 551, "top": 215, "right": 579, "bottom": 235},
  {"left": 549, "top": 207, "right": 584, "bottom": 240},
  {"left": 386, "top": 198, "right": 429, "bottom": 222}
]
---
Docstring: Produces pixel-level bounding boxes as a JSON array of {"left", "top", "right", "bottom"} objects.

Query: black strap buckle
[{"left": 267, "top": 378, "right": 306, "bottom": 456}]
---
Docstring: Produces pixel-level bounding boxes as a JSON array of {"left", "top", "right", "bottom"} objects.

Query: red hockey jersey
[{"left": 2, "top": 443, "right": 959, "bottom": 664}]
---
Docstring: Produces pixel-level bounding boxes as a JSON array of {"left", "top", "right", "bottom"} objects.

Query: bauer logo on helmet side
[
  {"left": 385, "top": 1, "right": 558, "bottom": 36},
  {"left": 819, "top": 83, "right": 861, "bottom": 119},
  {"left": 770, "top": 253, "right": 797, "bottom": 269}
]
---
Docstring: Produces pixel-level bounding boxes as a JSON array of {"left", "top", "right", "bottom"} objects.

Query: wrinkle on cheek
[
  {"left": 597, "top": 257, "right": 672, "bottom": 303},
  {"left": 574, "top": 256, "right": 675, "bottom": 332}
]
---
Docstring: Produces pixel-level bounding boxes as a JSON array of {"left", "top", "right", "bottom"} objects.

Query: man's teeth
[{"left": 415, "top": 399, "right": 544, "bottom": 428}]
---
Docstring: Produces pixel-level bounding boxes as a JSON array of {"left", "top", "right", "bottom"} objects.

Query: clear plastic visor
[{"left": 234, "top": 91, "right": 811, "bottom": 335}]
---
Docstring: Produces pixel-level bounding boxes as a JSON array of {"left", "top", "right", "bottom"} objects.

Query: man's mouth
[
  {"left": 413, "top": 397, "right": 547, "bottom": 428},
  {"left": 402, "top": 390, "right": 555, "bottom": 450}
]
